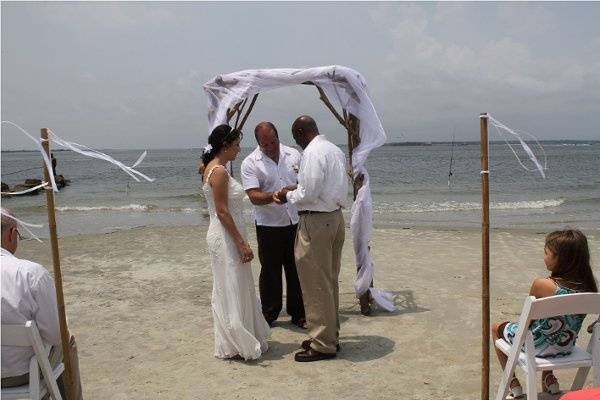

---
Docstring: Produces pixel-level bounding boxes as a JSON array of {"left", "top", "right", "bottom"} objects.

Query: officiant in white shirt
[{"left": 241, "top": 122, "right": 306, "bottom": 329}]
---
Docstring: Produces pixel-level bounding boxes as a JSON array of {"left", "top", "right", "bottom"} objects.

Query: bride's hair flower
[{"left": 203, "top": 144, "right": 213, "bottom": 154}]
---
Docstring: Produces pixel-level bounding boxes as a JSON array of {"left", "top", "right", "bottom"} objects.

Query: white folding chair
[
  {"left": 1, "top": 320, "right": 64, "bottom": 400},
  {"left": 494, "top": 293, "right": 600, "bottom": 400}
]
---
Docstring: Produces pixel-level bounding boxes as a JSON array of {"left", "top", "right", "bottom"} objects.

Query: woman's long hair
[
  {"left": 546, "top": 229, "right": 597, "bottom": 292},
  {"left": 201, "top": 124, "right": 243, "bottom": 167}
]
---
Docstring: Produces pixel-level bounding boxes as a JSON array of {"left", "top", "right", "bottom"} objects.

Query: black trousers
[{"left": 256, "top": 223, "right": 305, "bottom": 323}]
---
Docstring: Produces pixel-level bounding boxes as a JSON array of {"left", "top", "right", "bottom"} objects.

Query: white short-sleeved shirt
[
  {"left": 241, "top": 144, "right": 301, "bottom": 227},
  {"left": 286, "top": 135, "right": 348, "bottom": 212},
  {"left": 1, "top": 247, "right": 61, "bottom": 378}
]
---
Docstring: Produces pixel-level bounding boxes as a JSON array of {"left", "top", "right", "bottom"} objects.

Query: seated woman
[{"left": 492, "top": 229, "right": 598, "bottom": 399}]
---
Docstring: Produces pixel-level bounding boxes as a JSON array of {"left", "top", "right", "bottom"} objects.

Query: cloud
[
  {"left": 34, "top": 3, "right": 178, "bottom": 34},
  {"left": 367, "top": 3, "right": 600, "bottom": 138}
]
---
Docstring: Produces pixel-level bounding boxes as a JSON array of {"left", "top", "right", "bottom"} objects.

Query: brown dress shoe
[
  {"left": 301, "top": 339, "right": 340, "bottom": 352},
  {"left": 294, "top": 348, "right": 336, "bottom": 362}
]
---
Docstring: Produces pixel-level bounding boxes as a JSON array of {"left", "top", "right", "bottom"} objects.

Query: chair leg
[
  {"left": 30, "top": 365, "right": 40, "bottom": 400},
  {"left": 494, "top": 367, "right": 512, "bottom": 400},
  {"left": 570, "top": 367, "right": 590, "bottom": 391},
  {"left": 525, "top": 370, "right": 537, "bottom": 400},
  {"left": 525, "top": 334, "right": 538, "bottom": 400}
]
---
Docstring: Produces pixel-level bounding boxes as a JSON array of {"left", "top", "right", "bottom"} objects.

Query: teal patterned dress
[{"left": 503, "top": 286, "right": 585, "bottom": 357}]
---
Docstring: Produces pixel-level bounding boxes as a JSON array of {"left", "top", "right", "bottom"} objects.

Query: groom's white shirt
[
  {"left": 286, "top": 135, "right": 348, "bottom": 212},
  {"left": 241, "top": 144, "right": 300, "bottom": 227}
]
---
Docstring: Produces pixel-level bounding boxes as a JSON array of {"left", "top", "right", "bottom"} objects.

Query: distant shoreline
[
  {"left": 383, "top": 139, "right": 600, "bottom": 147},
  {"left": 2, "top": 139, "right": 599, "bottom": 152}
]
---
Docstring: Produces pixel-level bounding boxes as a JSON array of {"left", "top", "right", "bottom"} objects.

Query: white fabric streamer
[
  {"left": 0, "top": 210, "right": 44, "bottom": 243},
  {"left": 486, "top": 115, "right": 547, "bottom": 178},
  {"left": 2, "top": 121, "right": 154, "bottom": 241},
  {"left": 2, "top": 121, "right": 58, "bottom": 192},
  {"left": 48, "top": 130, "right": 154, "bottom": 183},
  {"left": 204, "top": 65, "right": 394, "bottom": 311},
  {"left": 1, "top": 181, "right": 49, "bottom": 196}
]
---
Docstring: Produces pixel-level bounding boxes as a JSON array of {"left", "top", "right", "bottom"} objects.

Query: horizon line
[{"left": 1, "top": 138, "right": 599, "bottom": 152}]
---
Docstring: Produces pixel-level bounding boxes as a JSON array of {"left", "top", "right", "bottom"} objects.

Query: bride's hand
[{"left": 237, "top": 241, "right": 254, "bottom": 264}]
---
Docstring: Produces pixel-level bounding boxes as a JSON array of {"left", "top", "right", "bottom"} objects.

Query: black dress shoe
[
  {"left": 301, "top": 339, "right": 341, "bottom": 352},
  {"left": 294, "top": 348, "right": 336, "bottom": 362}
]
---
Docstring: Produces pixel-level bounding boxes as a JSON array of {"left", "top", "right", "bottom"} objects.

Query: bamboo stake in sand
[
  {"left": 41, "top": 128, "right": 75, "bottom": 400},
  {"left": 480, "top": 113, "right": 490, "bottom": 400}
]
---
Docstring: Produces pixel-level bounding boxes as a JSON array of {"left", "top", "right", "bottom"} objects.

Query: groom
[{"left": 276, "top": 116, "right": 348, "bottom": 362}]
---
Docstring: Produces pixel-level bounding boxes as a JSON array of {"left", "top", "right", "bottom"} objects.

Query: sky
[{"left": 1, "top": 1, "right": 600, "bottom": 150}]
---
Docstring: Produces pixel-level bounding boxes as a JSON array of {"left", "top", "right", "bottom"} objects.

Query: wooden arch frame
[{"left": 226, "top": 83, "right": 373, "bottom": 314}]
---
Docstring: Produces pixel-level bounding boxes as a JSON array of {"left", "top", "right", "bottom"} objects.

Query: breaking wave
[
  {"left": 56, "top": 204, "right": 156, "bottom": 212},
  {"left": 376, "top": 199, "right": 564, "bottom": 213}
]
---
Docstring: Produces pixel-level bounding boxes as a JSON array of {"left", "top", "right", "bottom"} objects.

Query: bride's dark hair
[{"left": 201, "top": 125, "right": 243, "bottom": 166}]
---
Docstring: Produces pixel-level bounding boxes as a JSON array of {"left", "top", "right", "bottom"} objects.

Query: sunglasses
[{"left": 13, "top": 227, "right": 24, "bottom": 240}]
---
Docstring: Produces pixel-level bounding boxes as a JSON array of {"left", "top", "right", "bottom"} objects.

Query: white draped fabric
[
  {"left": 203, "top": 65, "right": 394, "bottom": 311},
  {"left": 1, "top": 121, "right": 154, "bottom": 242}
]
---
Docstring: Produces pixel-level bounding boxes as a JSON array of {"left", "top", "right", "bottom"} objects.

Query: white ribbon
[
  {"left": 486, "top": 115, "right": 547, "bottom": 179},
  {"left": 2, "top": 121, "right": 155, "bottom": 241},
  {"left": 1, "top": 121, "right": 58, "bottom": 192},
  {"left": 1, "top": 181, "right": 49, "bottom": 196},
  {"left": 2, "top": 122, "right": 155, "bottom": 188},
  {"left": 48, "top": 130, "right": 154, "bottom": 182}
]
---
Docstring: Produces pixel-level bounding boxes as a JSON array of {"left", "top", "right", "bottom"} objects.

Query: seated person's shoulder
[
  {"left": 530, "top": 277, "right": 557, "bottom": 298},
  {"left": 7, "top": 255, "right": 51, "bottom": 279}
]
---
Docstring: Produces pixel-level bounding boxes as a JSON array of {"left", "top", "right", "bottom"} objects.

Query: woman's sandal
[
  {"left": 542, "top": 373, "right": 560, "bottom": 395},
  {"left": 507, "top": 377, "right": 525, "bottom": 399}
]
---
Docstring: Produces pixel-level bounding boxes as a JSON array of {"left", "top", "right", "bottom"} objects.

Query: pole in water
[{"left": 448, "top": 132, "right": 455, "bottom": 188}]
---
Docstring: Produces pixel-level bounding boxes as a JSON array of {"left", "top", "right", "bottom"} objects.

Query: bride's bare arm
[{"left": 209, "top": 166, "right": 253, "bottom": 262}]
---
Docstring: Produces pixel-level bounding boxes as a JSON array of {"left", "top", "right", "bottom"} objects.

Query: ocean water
[{"left": 1, "top": 142, "right": 599, "bottom": 238}]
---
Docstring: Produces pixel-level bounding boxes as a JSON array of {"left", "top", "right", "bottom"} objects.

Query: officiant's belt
[{"left": 298, "top": 208, "right": 340, "bottom": 215}]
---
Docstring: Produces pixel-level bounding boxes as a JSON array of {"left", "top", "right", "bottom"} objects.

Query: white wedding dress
[{"left": 203, "top": 165, "right": 270, "bottom": 360}]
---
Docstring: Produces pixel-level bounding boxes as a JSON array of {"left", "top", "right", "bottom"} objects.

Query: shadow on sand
[
  {"left": 341, "top": 289, "right": 430, "bottom": 317},
  {"left": 336, "top": 334, "right": 395, "bottom": 362}
]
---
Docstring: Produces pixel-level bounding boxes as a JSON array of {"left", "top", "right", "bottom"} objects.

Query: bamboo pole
[
  {"left": 480, "top": 113, "right": 490, "bottom": 400},
  {"left": 41, "top": 128, "right": 75, "bottom": 400}
]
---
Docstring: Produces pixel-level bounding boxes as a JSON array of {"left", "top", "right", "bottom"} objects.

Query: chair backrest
[
  {"left": 528, "top": 293, "right": 600, "bottom": 320},
  {"left": 1, "top": 321, "right": 63, "bottom": 400},
  {"left": 1, "top": 322, "right": 34, "bottom": 346}
]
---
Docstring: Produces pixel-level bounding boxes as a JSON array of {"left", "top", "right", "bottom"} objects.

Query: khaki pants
[
  {"left": 1, "top": 334, "right": 83, "bottom": 400},
  {"left": 295, "top": 209, "right": 345, "bottom": 354}
]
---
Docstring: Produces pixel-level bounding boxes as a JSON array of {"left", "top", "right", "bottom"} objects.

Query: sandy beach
[{"left": 16, "top": 225, "right": 598, "bottom": 399}]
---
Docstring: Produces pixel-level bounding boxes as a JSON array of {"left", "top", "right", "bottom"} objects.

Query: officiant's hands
[
  {"left": 273, "top": 189, "right": 287, "bottom": 204},
  {"left": 237, "top": 241, "right": 254, "bottom": 264}
]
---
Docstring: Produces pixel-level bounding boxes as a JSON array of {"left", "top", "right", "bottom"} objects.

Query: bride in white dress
[{"left": 201, "top": 124, "right": 270, "bottom": 360}]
